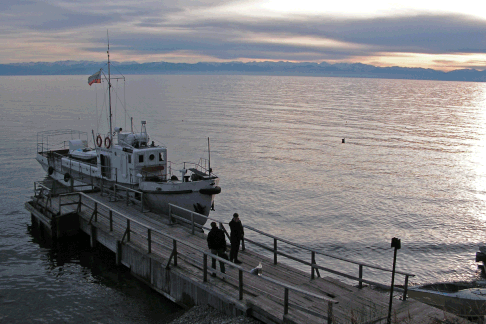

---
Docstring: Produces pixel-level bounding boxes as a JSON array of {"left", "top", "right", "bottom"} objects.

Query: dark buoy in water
[{"left": 342, "top": 138, "right": 345, "bottom": 143}]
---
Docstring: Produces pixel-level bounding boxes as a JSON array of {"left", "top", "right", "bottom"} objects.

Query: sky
[{"left": 1, "top": 0, "right": 486, "bottom": 71}]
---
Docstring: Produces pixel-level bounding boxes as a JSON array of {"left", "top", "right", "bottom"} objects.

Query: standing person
[
  {"left": 207, "top": 222, "right": 227, "bottom": 277},
  {"left": 229, "top": 213, "right": 244, "bottom": 264}
]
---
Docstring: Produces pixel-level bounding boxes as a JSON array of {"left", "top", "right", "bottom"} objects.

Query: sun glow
[{"left": 353, "top": 52, "right": 486, "bottom": 72}]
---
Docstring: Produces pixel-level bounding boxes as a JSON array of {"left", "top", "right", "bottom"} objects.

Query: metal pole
[
  {"left": 168, "top": 204, "right": 172, "bottom": 224},
  {"left": 274, "top": 238, "right": 277, "bottom": 265},
  {"left": 359, "top": 265, "right": 363, "bottom": 289},
  {"left": 126, "top": 219, "right": 130, "bottom": 242},
  {"left": 147, "top": 229, "right": 151, "bottom": 254},
  {"left": 284, "top": 288, "right": 289, "bottom": 315},
  {"left": 191, "top": 213, "right": 194, "bottom": 235},
  {"left": 403, "top": 275, "right": 409, "bottom": 301},
  {"left": 173, "top": 240, "right": 177, "bottom": 266},
  {"left": 311, "top": 251, "right": 316, "bottom": 279},
  {"left": 327, "top": 301, "right": 333, "bottom": 324},
  {"left": 94, "top": 202, "right": 98, "bottom": 222},
  {"left": 109, "top": 210, "right": 113, "bottom": 231},
  {"left": 203, "top": 254, "right": 208, "bottom": 282},
  {"left": 387, "top": 238, "right": 401, "bottom": 324},
  {"left": 239, "top": 269, "right": 243, "bottom": 300}
]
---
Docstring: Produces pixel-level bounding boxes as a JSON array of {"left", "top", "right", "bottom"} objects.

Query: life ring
[
  {"left": 64, "top": 173, "right": 71, "bottom": 182},
  {"left": 48, "top": 166, "right": 54, "bottom": 175},
  {"left": 104, "top": 137, "right": 111, "bottom": 149},
  {"left": 96, "top": 135, "right": 103, "bottom": 147}
]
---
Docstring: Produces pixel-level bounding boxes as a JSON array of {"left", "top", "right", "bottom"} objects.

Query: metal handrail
[
  {"left": 244, "top": 224, "right": 413, "bottom": 276},
  {"left": 61, "top": 192, "right": 337, "bottom": 322},
  {"left": 168, "top": 204, "right": 413, "bottom": 301},
  {"left": 113, "top": 183, "right": 148, "bottom": 213}
]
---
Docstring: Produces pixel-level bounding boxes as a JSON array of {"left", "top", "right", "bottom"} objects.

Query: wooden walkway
[{"left": 26, "top": 184, "right": 469, "bottom": 324}]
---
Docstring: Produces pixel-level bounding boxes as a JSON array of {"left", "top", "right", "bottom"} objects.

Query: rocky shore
[{"left": 169, "top": 305, "right": 262, "bottom": 324}]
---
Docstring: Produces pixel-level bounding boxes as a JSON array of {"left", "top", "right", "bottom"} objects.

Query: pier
[{"left": 25, "top": 181, "right": 466, "bottom": 324}]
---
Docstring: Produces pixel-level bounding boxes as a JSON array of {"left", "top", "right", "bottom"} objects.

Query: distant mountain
[{"left": 0, "top": 60, "right": 485, "bottom": 82}]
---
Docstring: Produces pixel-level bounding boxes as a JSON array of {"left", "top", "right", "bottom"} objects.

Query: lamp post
[{"left": 387, "top": 237, "right": 401, "bottom": 324}]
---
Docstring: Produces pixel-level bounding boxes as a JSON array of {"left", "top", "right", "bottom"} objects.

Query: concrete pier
[{"left": 25, "top": 184, "right": 468, "bottom": 324}]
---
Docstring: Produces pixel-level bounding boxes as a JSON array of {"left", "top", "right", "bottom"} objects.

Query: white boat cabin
[{"left": 95, "top": 126, "right": 168, "bottom": 184}]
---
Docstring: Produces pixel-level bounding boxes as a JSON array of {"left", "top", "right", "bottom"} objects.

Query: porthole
[{"left": 149, "top": 154, "right": 155, "bottom": 161}]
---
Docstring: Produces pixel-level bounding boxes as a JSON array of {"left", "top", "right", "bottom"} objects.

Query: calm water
[{"left": 2, "top": 74, "right": 486, "bottom": 321}]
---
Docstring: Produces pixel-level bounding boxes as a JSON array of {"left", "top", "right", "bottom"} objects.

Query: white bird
[{"left": 250, "top": 262, "right": 263, "bottom": 276}]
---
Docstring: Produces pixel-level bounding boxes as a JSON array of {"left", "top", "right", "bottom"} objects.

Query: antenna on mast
[{"left": 107, "top": 30, "right": 113, "bottom": 149}]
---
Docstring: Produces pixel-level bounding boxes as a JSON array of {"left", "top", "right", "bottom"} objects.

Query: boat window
[
  {"left": 139, "top": 154, "right": 144, "bottom": 163},
  {"left": 159, "top": 152, "right": 164, "bottom": 161},
  {"left": 128, "top": 155, "right": 131, "bottom": 164},
  {"left": 149, "top": 154, "right": 155, "bottom": 161}
]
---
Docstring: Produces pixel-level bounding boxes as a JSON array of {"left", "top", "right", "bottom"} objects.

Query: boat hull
[
  {"left": 409, "top": 285, "right": 486, "bottom": 317},
  {"left": 37, "top": 153, "right": 220, "bottom": 227}
]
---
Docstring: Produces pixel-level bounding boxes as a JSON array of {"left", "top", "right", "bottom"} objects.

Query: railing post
[
  {"left": 109, "top": 210, "right": 113, "bottom": 232},
  {"left": 274, "top": 238, "right": 277, "bottom": 265},
  {"left": 94, "top": 202, "right": 98, "bottom": 223},
  {"left": 327, "top": 301, "right": 333, "bottom": 324},
  {"left": 77, "top": 193, "right": 81, "bottom": 213},
  {"left": 311, "top": 251, "right": 316, "bottom": 279},
  {"left": 284, "top": 287, "right": 289, "bottom": 315},
  {"left": 359, "top": 265, "right": 363, "bottom": 289},
  {"left": 191, "top": 212, "right": 195, "bottom": 235},
  {"left": 239, "top": 269, "right": 243, "bottom": 300},
  {"left": 126, "top": 219, "right": 130, "bottom": 242},
  {"left": 173, "top": 239, "right": 177, "bottom": 266},
  {"left": 126, "top": 189, "right": 129, "bottom": 206},
  {"left": 168, "top": 204, "right": 172, "bottom": 224},
  {"left": 147, "top": 229, "right": 152, "bottom": 254},
  {"left": 114, "top": 184, "right": 117, "bottom": 200},
  {"left": 203, "top": 254, "right": 208, "bottom": 282},
  {"left": 403, "top": 275, "right": 409, "bottom": 301},
  {"left": 141, "top": 192, "right": 144, "bottom": 213}
]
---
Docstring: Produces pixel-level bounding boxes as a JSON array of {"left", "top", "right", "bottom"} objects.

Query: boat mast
[
  {"left": 107, "top": 32, "right": 113, "bottom": 149},
  {"left": 208, "top": 137, "right": 211, "bottom": 174}
]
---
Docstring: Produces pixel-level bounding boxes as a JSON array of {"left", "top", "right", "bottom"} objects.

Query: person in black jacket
[
  {"left": 229, "top": 213, "right": 244, "bottom": 264},
  {"left": 207, "top": 222, "right": 227, "bottom": 276}
]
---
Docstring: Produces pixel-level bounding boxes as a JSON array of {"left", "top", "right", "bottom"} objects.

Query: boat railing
[
  {"left": 167, "top": 203, "right": 414, "bottom": 301},
  {"left": 166, "top": 159, "right": 216, "bottom": 180},
  {"left": 53, "top": 192, "right": 337, "bottom": 323},
  {"left": 36, "top": 129, "right": 89, "bottom": 153}
]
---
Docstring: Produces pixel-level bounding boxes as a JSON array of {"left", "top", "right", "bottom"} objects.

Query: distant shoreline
[{"left": 1, "top": 61, "right": 485, "bottom": 82}]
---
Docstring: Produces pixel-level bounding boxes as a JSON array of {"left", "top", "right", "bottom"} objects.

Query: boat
[
  {"left": 35, "top": 40, "right": 221, "bottom": 226},
  {"left": 408, "top": 283, "right": 486, "bottom": 318}
]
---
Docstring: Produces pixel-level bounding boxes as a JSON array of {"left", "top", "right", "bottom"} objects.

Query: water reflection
[{"left": 13, "top": 227, "right": 183, "bottom": 324}]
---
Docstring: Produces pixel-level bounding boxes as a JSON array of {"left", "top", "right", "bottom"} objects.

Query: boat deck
[{"left": 27, "top": 189, "right": 470, "bottom": 324}]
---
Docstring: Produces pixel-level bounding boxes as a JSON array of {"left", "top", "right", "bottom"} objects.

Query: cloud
[{"left": 1, "top": 0, "right": 486, "bottom": 68}]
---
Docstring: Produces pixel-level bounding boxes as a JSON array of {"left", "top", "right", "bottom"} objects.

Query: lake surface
[{"left": 2, "top": 74, "right": 486, "bottom": 322}]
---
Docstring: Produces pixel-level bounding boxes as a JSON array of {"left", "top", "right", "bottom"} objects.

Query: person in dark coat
[
  {"left": 229, "top": 213, "right": 244, "bottom": 264},
  {"left": 207, "top": 222, "right": 227, "bottom": 276}
]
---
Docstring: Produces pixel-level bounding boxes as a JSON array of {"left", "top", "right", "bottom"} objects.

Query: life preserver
[
  {"left": 96, "top": 135, "right": 103, "bottom": 147},
  {"left": 48, "top": 166, "right": 54, "bottom": 175},
  {"left": 64, "top": 173, "right": 71, "bottom": 182},
  {"left": 104, "top": 137, "right": 111, "bottom": 149}
]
